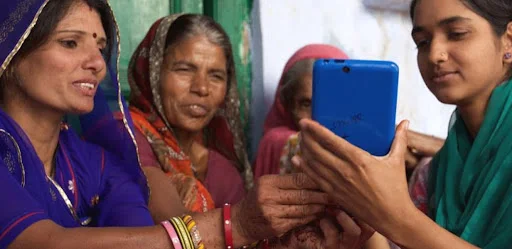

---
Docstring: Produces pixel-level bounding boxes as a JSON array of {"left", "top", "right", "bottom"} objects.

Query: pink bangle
[{"left": 162, "top": 220, "right": 183, "bottom": 249}]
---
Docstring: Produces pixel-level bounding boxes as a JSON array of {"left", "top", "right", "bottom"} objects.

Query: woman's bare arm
[
  {"left": 143, "top": 167, "right": 188, "bottom": 223},
  {"left": 385, "top": 208, "right": 479, "bottom": 249},
  {"left": 8, "top": 208, "right": 249, "bottom": 249},
  {"left": 8, "top": 220, "right": 173, "bottom": 249}
]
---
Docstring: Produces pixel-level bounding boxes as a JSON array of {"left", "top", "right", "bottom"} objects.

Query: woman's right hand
[
  {"left": 269, "top": 210, "right": 375, "bottom": 249},
  {"left": 232, "top": 173, "right": 329, "bottom": 243}
]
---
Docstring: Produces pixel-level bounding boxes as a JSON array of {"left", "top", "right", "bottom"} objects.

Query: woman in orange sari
[{"left": 128, "top": 14, "right": 252, "bottom": 214}]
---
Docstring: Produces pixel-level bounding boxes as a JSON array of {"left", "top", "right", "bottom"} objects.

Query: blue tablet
[{"left": 312, "top": 59, "right": 399, "bottom": 156}]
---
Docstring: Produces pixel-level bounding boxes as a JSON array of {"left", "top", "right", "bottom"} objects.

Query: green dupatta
[{"left": 429, "top": 80, "right": 512, "bottom": 248}]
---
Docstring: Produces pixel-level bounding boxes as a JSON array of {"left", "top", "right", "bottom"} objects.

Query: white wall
[{"left": 250, "top": 0, "right": 455, "bottom": 157}]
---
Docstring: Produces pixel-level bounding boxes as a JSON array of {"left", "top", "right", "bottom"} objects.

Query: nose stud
[{"left": 505, "top": 52, "right": 512, "bottom": 60}]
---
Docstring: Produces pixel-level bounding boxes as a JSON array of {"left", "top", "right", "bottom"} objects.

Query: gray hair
[
  {"left": 280, "top": 58, "right": 315, "bottom": 109},
  {"left": 162, "top": 14, "right": 254, "bottom": 188},
  {"left": 164, "top": 14, "right": 235, "bottom": 92}
]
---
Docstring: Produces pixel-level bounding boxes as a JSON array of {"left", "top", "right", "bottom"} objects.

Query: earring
[{"left": 505, "top": 52, "right": 512, "bottom": 60}]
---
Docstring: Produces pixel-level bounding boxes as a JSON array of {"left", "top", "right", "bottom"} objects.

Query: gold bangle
[
  {"left": 170, "top": 217, "right": 194, "bottom": 249},
  {"left": 177, "top": 217, "right": 195, "bottom": 249},
  {"left": 182, "top": 215, "right": 205, "bottom": 249}
]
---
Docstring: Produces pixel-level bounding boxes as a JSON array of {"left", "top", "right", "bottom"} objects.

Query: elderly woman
[
  {"left": 0, "top": 1, "right": 371, "bottom": 248},
  {"left": 251, "top": 45, "right": 442, "bottom": 249},
  {"left": 253, "top": 44, "right": 444, "bottom": 180},
  {"left": 253, "top": 44, "right": 348, "bottom": 179},
  {"left": 128, "top": 14, "right": 250, "bottom": 213}
]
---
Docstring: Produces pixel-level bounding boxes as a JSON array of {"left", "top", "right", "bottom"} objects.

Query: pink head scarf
[{"left": 253, "top": 44, "right": 349, "bottom": 179}]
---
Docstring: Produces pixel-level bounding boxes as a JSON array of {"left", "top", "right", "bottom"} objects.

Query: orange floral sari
[{"left": 127, "top": 15, "right": 251, "bottom": 212}]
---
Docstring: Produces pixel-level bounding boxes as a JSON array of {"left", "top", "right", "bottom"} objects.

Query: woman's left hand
[
  {"left": 293, "top": 119, "right": 416, "bottom": 236},
  {"left": 270, "top": 210, "right": 375, "bottom": 249},
  {"left": 404, "top": 129, "right": 445, "bottom": 170}
]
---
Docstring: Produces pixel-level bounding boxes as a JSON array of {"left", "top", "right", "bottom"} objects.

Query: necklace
[
  {"left": 47, "top": 151, "right": 57, "bottom": 179},
  {"left": 46, "top": 144, "right": 90, "bottom": 226}
]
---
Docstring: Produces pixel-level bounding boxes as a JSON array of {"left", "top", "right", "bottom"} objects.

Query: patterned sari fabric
[
  {"left": 279, "top": 133, "right": 301, "bottom": 175},
  {"left": 408, "top": 158, "right": 432, "bottom": 215},
  {"left": 253, "top": 44, "right": 348, "bottom": 179},
  {"left": 128, "top": 15, "right": 252, "bottom": 212},
  {"left": 0, "top": 0, "right": 153, "bottom": 248}
]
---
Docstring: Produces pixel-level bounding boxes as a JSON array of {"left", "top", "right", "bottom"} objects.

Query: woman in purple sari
[
  {"left": 0, "top": 0, "right": 374, "bottom": 249},
  {"left": 0, "top": 0, "right": 156, "bottom": 246}
]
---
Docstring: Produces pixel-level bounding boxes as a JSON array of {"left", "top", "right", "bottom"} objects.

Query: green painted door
[
  {"left": 170, "top": 0, "right": 203, "bottom": 13},
  {"left": 109, "top": 0, "right": 171, "bottom": 98},
  {"left": 204, "top": 0, "right": 253, "bottom": 131}
]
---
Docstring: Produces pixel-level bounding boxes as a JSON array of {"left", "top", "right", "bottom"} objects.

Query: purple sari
[{"left": 0, "top": 1, "right": 153, "bottom": 248}]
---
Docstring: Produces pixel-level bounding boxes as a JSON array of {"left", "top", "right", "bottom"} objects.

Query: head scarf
[
  {"left": 0, "top": 0, "right": 150, "bottom": 240},
  {"left": 429, "top": 80, "right": 512, "bottom": 248},
  {"left": 128, "top": 14, "right": 252, "bottom": 212}
]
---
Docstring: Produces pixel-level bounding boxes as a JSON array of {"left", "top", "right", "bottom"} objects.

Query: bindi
[{"left": 92, "top": 33, "right": 97, "bottom": 38}]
